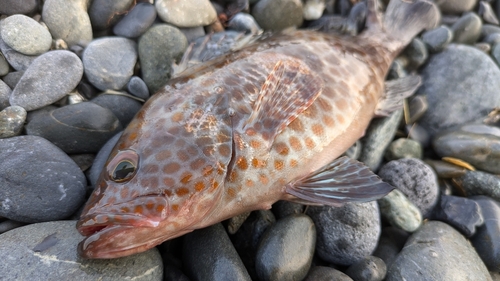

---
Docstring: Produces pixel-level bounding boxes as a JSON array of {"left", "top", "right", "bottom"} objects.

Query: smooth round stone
[
  {"left": 421, "top": 25, "right": 453, "bottom": 53},
  {"left": 42, "top": 0, "right": 93, "bottom": 47},
  {"left": 479, "top": 1, "right": 499, "bottom": 25},
  {"left": 346, "top": 256, "right": 387, "bottom": 281},
  {"left": 344, "top": 1, "right": 367, "bottom": 36},
  {"left": 179, "top": 26, "right": 206, "bottom": 42},
  {"left": 471, "top": 196, "right": 500, "bottom": 272},
  {"left": 359, "top": 109, "right": 403, "bottom": 171},
  {"left": 425, "top": 160, "right": 467, "bottom": 179},
  {"left": 127, "top": 76, "right": 150, "bottom": 100},
  {"left": 0, "top": 80, "right": 11, "bottom": 111},
  {"left": 372, "top": 227, "right": 410, "bottom": 268},
  {"left": 138, "top": 24, "right": 188, "bottom": 93},
  {"left": 252, "top": 0, "right": 304, "bottom": 31},
  {"left": 0, "top": 0, "right": 38, "bottom": 15},
  {"left": 408, "top": 95, "right": 428, "bottom": 124},
  {"left": 89, "top": 0, "right": 134, "bottom": 31},
  {"left": 113, "top": 3, "right": 157, "bottom": 38},
  {"left": 156, "top": 0, "right": 217, "bottom": 28},
  {"left": 227, "top": 13, "right": 262, "bottom": 35},
  {"left": 385, "top": 138, "right": 423, "bottom": 161},
  {"left": 438, "top": 0, "right": 477, "bottom": 14},
  {"left": 272, "top": 200, "right": 304, "bottom": 219},
  {"left": 69, "top": 153, "right": 95, "bottom": 172},
  {"left": 0, "top": 106, "right": 26, "bottom": 138},
  {"left": 460, "top": 171, "right": 500, "bottom": 202},
  {"left": 0, "top": 136, "right": 86, "bottom": 222},
  {"left": 433, "top": 124, "right": 500, "bottom": 174},
  {"left": 82, "top": 37, "right": 137, "bottom": 91},
  {"left": 0, "top": 221, "right": 163, "bottom": 280},
  {"left": 378, "top": 158, "right": 439, "bottom": 218},
  {"left": 2, "top": 71, "right": 24, "bottom": 89},
  {"left": 182, "top": 223, "right": 251, "bottom": 281},
  {"left": 378, "top": 189, "right": 422, "bottom": 232},
  {"left": 1, "top": 15, "right": 52, "bottom": 55},
  {"left": 25, "top": 102, "right": 123, "bottom": 154},
  {"left": 9, "top": 50, "right": 84, "bottom": 111},
  {"left": 0, "top": 52, "right": 9, "bottom": 76},
  {"left": 387, "top": 58, "right": 407, "bottom": 79},
  {"left": 386, "top": 221, "right": 491, "bottom": 281},
  {"left": 403, "top": 38, "right": 428, "bottom": 69},
  {"left": 303, "top": 0, "right": 326, "bottom": 20},
  {"left": 256, "top": 214, "right": 316, "bottom": 281},
  {"left": 91, "top": 94, "right": 142, "bottom": 126},
  {"left": 433, "top": 195, "right": 483, "bottom": 237},
  {"left": 485, "top": 33, "right": 500, "bottom": 45},
  {"left": 0, "top": 220, "right": 26, "bottom": 234},
  {"left": 0, "top": 37, "right": 38, "bottom": 71},
  {"left": 481, "top": 24, "right": 500, "bottom": 40},
  {"left": 308, "top": 202, "right": 381, "bottom": 266},
  {"left": 86, "top": 131, "right": 123, "bottom": 187},
  {"left": 304, "top": 266, "right": 353, "bottom": 281},
  {"left": 451, "top": 12, "right": 482, "bottom": 44},
  {"left": 416, "top": 44, "right": 500, "bottom": 138}
]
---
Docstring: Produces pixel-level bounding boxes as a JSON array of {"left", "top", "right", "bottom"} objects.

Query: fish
[{"left": 76, "top": 0, "right": 439, "bottom": 259}]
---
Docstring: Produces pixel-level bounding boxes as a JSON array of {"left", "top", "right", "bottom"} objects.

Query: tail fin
[{"left": 383, "top": 0, "right": 440, "bottom": 45}]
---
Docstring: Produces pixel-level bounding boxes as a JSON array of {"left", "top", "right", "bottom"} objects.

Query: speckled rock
[
  {"left": 0, "top": 105, "right": 26, "bottom": 138},
  {"left": 0, "top": 37, "right": 38, "bottom": 71},
  {"left": 378, "top": 189, "right": 422, "bottom": 232},
  {"left": 386, "top": 221, "right": 492, "bottom": 281},
  {"left": 252, "top": 0, "right": 304, "bottom": 31},
  {"left": 155, "top": 0, "right": 217, "bottom": 28},
  {"left": 346, "top": 256, "right": 387, "bottom": 281},
  {"left": 0, "top": 221, "right": 163, "bottom": 280},
  {"left": 88, "top": 0, "right": 134, "bottom": 31},
  {"left": 384, "top": 138, "right": 423, "bottom": 161},
  {"left": 460, "top": 171, "right": 500, "bottom": 201},
  {"left": 0, "top": 15, "right": 52, "bottom": 55}
]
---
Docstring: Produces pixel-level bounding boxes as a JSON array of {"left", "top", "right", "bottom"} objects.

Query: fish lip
[{"left": 76, "top": 213, "right": 159, "bottom": 237}]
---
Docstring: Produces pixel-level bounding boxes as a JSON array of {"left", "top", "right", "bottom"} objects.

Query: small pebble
[
  {"left": 88, "top": 0, "right": 134, "bottom": 31},
  {"left": 432, "top": 195, "right": 484, "bottom": 237},
  {"left": 378, "top": 189, "right": 423, "bottom": 232},
  {"left": 0, "top": 105, "right": 27, "bottom": 138},
  {"left": 113, "top": 3, "right": 157, "bottom": 38},
  {"left": 303, "top": 0, "right": 326, "bottom": 20},
  {"left": 451, "top": 12, "right": 482, "bottom": 44},
  {"left": 91, "top": 93, "right": 142, "bottom": 127},
  {"left": 69, "top": 154, "right": 95, "bottom": 172},
  {"left": 421, "top": 25, "right": 453, "bottom": 53},
  {"left": 0, "top": 37, "right": 38, "bottom": 71},
  {"left": 227, "top": 13, "right": 262, "bottom": 35},
  {"left": 252, "top": 0, "right": 304, "bottom": 31},
  {"left": 0, "top": 80, "right": 12, "bottom": 111},
  {"left": 343, "top": 1, "right": 367, "bottom": 36},
  {"left": 0, "top": 0, "right": 38, "bottom": 15},
  {"left": 0, "top": 15, "right": 52, "bottom": 56},
  {"left": 179, "top": 26, "right": 206, "bottom": 43},
  {"left": 403, "top": 38, "right": 428, "bottom": 69},
  {"left": 304, "top": 266, "right": 353, "bottom": 281},
  {"left": 408, "top": 95, "right": 428, "bottom": 124},
  {"left": 2, "top": 71, "right": 24, "bottom": 89},
  {"left": 155, "top": 0, "right": 217, "bottom": 28},
  {"left": 385, "top": 138, "right": 423, "bottom": 161},
  {"left": 460, "top": 170, "right": 500, "bottom": 201},
  {"left": 479, "top": 1, "right": 499, "bottom": 25},
  {"left": 372, "top": 227, "right": 410, "bottom": 268},
  {"left": 0, "top": 53, "right": 9, "bottom": 76},
  {"left": 272, "top": 200, "right": 304, "bottom": 219},
  {"left": 425, "top": 160, "right": 467, "bottom": 179},
  {"left": 127, "top": 76, "right": 150, "bottom": 100},
  {"left": 471, "top": 196, "right": 500, "bottom": 272},
  {"left": 437, "top": 0, "right": 478, "bottom": 14},
  {"left": 345, "top": 256, "right": 387, "bottom": 281}
]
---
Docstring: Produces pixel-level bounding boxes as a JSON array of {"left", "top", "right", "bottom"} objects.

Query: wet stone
[
  {"left": 113, "top": 3, "right": 157, "bottom": 38},
  {"left": 386, "top": 221, "right": 492, "bottom": 281},
  {"left": 69, "top": 154, "right": 95, "bottom": 172},
  {"left": 182, "top": 223, "right": 251, "bottom": 281},
  {"left": 0, "top": 80, "right": 11, "bottom": 111},
  {"left": 491, "top": 43, "right": 500, "bottom": 66},
  {"left": 403, "top": 38, "right": 428, "bottom": 69},
  {"left": 91, "top": 94, "right": 142, "bottom": 127},
  {"left": 425, "top": 160, "right": 467, "bottom": 179},
  {"left": 0, "top": 221, "right": 163, "bottom": 280},
  {"left": 42, "top": 0, "right": 93, "bottom": 47},
  {"left": 385, "top": 138, "right": 423, "bottom": 161},
  {"left": 484, "top": 33, "right": 500, "bottom": 45},
  {"left": 127, "top": 76, "right": 150, "bottom": 100},
  {"left": 0, "top": 0, "right": 38, "bottom": 15},
  {"left": 1, "top": 15, "right": 52, "bottom": 56},
  {"left": 25, "top": 102, "right": 122, "bottom": 154},
  {"left": 345, "top": 256, "right": 387, "bottom": 281},
  {"left": 82, "top": 37, "right": 137, "bottom": 91},
  {"left": 359, "top": 109, "right": 403, "bottom": 171},
  {"left": 9, "top": 50, "right": 83, "bottom": 111},
  {"left": 0, "top": 105, "right": 26, "bottom": 138},
  {"left": 472, "top": 196, "right": 500, "bottom": 272},
  {"left": 226, "top": 211, "right": 251, "bottom": 234},
  {"left": 451, "top": 12, "right": 482, "bottom": 44},
  {"left": 421, "top": 25, "right": 453, "bottom": 53},
  {"left": 88, "top": 0, "right": 134, "bottom": 31},
  {"left": 307, "top": 202, "right": 381, "bottom": 266},
  {"left": 304, "top": 266, "right": 353, "bottom": 281},
  {"left": 416, "top": 44, "right": 500, "bottom": 138},
  {"left": 252, "top": 0, "right": 304, "bottom": 31},
  {"left": 373, "top": 227, "right": 410, "bottom": 268},
  {"left": 378, "top": 189, "right": 422, "bottom": 232},
  {"left": 227, "top": 13, "right": 262, "bottom": 35},
  {"left": 155, "top": 0, "right": 217, "bottom": 28},
  {"left": 255, "top": 214, "right": 316, "bottom": 281},
  {"left": 433, "top": 124, "right": 500, "bottom": 174},
  {"left": 460, "top": 170, "right": 500, "bottom": 203},
  {"left": 0, "top": 136, "right": 86, "bottom": 222},
  {"left": 272, "top": 200, "right": 304, "bottom": 219},
  {"left": 0, "top": 37, "right": 38, "bottom": 71},
  {"left": 437, "top": 0, "right": 478, "bottom": 14},
  {"left": 86, "top": 131, "right": 122, "bottom": 187},
  {"left": 433, "top": 195, "right": 483, "bottom": 237},
  {"left": 139, "top": 24, "right": 188, "bottom": 93}
]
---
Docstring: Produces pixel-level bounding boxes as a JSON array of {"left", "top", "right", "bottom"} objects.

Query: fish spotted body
[{"left": 77, "top": 0, "right": 439, "bottom": 258}]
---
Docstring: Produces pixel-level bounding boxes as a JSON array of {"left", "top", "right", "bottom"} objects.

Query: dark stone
[
  {"left": 471, "top": 196, "right": 500, "bottom": 271},
  {"left": 451, "top": 12, "right": 482, "bottom": 44},
  {"left": 346, "top": 256, "right": 387, "bottom": 281},
  {"left": 272, "top": 200, "right": 304, "bottom": 219},
  {"left": 88, "top": 0, "right": 134, "bottom": 30},
  {"left": 432, "top": 195, "right": 484, "bottom": 237},
  {"left": 460, "top": 170, "right": 500, "bottom": 201},
  {"left": 91, "top": 94, "right": 142, "bottom": 127},
  {"left": 252, "top": 0, "right": 303, "bottom": 31},
  {"left": 0, "top": 0, "right": 38, "bottom": 15},
  {"left": 422, "top": 26, "right": 453, "bottom": 53},
  {"left": 113, "top": 3, "right": 157, "bottom": 38},
  {"left": 86, "top": 131, "right": 123, "bottom": 187},
  {"left": 304, "top": 266, "right": 353, "bottom": 281},
  {"left": 372, "top": 227, "right": 410, "bottom": 268}
]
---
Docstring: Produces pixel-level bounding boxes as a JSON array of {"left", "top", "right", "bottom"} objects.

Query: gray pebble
[
  {"left": 422, "top": 25, "right": 453, "bottom": 53},
  {"left": 303, "top": 0, "right": 326, "bottom": 21},
  {"left": 359, "top": 109, "right": 403, "bottom": 171},
  {"left": 433, "top": 195, "right": 484, "bottom": 237},
  {"left": 416, "top": 44, "right": 500, "bottom": 138},
  {"left": 385, "top": 138, "right": 423, "bottom": 161},
  {"left": 69, "top": 153, "right": 95, "bottom": 172},
  {"left": 226, "top": 211, "right": 251, "bottom": 234},
  {"left": 405, "top": 123, "right": 431, "bottom": 148},
  {"left": 25, "top": 102, "right": 122, "bottom": 154},
  {"left": 1, "top": 15, "right": 52, "bottom": 55},
  {"left": 460, "top": 170, "right": 500, "bottom": 201},
  {"left": 346, "top": 256, "right": 387, "bottom": 281},
  {"left": 0, "top": 52, "right": 9, "bottom": 76},
  {"left": 378, "top": 158, "right": 439, "bottom": 218},
  {"left": 0, "top": 219, "right": 26, "bottom": 234},
  {"left": 479, "top": 1, "right": 499, "bottom": 25},
  {"left": 344, "top": 1, "right": 367, "bottom": 36},
  {"left": 472, "top": 196, "right": 500, "bottom": 272},
  {"left": 272, "top": 200, "right": 304, "bottom": 219},
  {"left": 42, "top": 0, "right": 93, "bottom": 47},
  {"left": 0, "top": 37, "right": 38, "bottom": 71},
  {"left": 0, "top": 221, "right": 163, "bottom": 280},
  {"left": 179, "top": 26, "right": 206, "bottom": 43},
  {"left": 451, "top": 12, "right": 482, "bottom": 44},
  {"left": 387, "top": 58, "right": 407, "bottom": 79},
  {"left": 0, "top": 136, "right": 86, "bottom": 222},
  {"left": 480, "top": 24, "right": 500, "bottom": 39},
  {"left": 386, "top": 221, "right": 492, "bottom": 281},
  {"left": 91, "top": 93, "right": 142, "bottom": 126},
  {"left": 139, "top": 24, "right": 188, "bottom": 93},
  {"left": 0, "top": 0, "right": 38, "bottom": 16},
  {"left": 113, "top": 3, "right": 157, "bottom": 38},
  {"left": 86, "top": 131, "right": 123, "bottom": 187},
  {"left": 307, "top": 202, "right": 381, "bottom": 266},
  {"left": 2, "top": 71, "right": 24, "bottom": 89},
  {"left": 10, "top": 50, "right": 83, "bottom": 111},
  {"left": 373, "top": 227, "right": 410, "bottom": 268},
  {"left": 82, "top": 37, "right": 137, "bottom": 91},
  {"left": 156, "top": 0, "right": 217, "bottom": 28},
  {"left": 0, "top": 79, "right": 11, "bottom": 110},
  {"left": 378, "top": 189, "right": 422, "bottom": 232},
  {"left": 88, "top": 0, "right": 134, "bottom": 31},
  {"left": 408, "top": 95, "right": 428, "bottom": 124},
  {"left": 437, "top": 0, "right": 478, "bottom": 14},
  {"left": 227, "top": 13, "right": 262, "bottom": 35},
  {"left": 304, "top": 266, "right": 353, "bottom": 281},
  {"left": 252, "top": 0, "right": 304, "bottom": 31},
  {"left": 491, "top": 43, "right": 500, "bottom": 66},
  {"left": 403, "top": 38, "right": 428, "bottom": 69},
  {"left": 256, "top": 214, "right": 316, "bottom": 281},
  {"left": 127, "top": 76, "right": 150, "bottom": 100},
  {"left": 0, "top": 105, "right": 26, "bottom": 138},
  {"left": 182, "top": 223, "right": 251, "bottom": 281}
]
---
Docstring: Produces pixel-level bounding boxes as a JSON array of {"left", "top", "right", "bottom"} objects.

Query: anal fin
[
  {"left": 375, "top": 75, "right": 421, "bottom": 116},
  {"left": 285, "top": 156, "right": 394, "bottom": 207}
]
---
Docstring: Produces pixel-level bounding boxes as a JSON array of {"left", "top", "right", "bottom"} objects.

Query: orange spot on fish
[
  {"left": 250, "top": 139, "right": 262, "bottom": 149},
  {"left": 128, "top": 132, "right": 138, "bottom": 142},
  {"left": 218, "top": 144, "right": 231, "bottom": 157},
  {"left": 210, "top": 180, "right": 219, "bottom": 192},
  {"left": 337, "top": 114, "right": 346, "bottom": 125},
  {"left": 202, "top": 165, "right": 214, "bottom": 176},
  {"left": 172, "top": 204, "right": 179, "bottom": 212},
  {"left": 289, "top": 136, "right": 302, "bottom": 151},
  {"left": 164, "top": 189, "right": 173, "bottom": 197},
  {"left": 163, "top": 177, "right": 175, "bottom": 187},
  {"left": 236, "top": 157, "right": 248, "bottom": 170},
  {"left": 274, "top": 160, "right": 284, "bottom": 170},
  {"left": 134, "top": 205, "right": 143, "bottom": 214},
  {"left": 140, "top": 178, "right": 150, "bottom": 187},
  {"left": 156, "top": 205, "right": 165, "bottom": 213},
  {"left": 229, "top": 170, "right": 238, "bottom": 182},
  {"left": 177, "top": 151, "right": 190, "bottom": 162},
  {"left": 194, "top": 181, "right": 205, "bottom": 192},
  {"left": 180, "top": 173, "right": 192, "bottom": 184},
  {"left": 259, "top": 174, "right": 269, "bottom": 185},
  {"left": 176, "top": 188, "right": 190, "bottom": 196},
  {"left": 323, "top": 115, "right": 335, "bottom": 127},
  {"left": 275, "top": 142, "right": 289, "bottom": 155},
  {"left": 305, "top": 137, "right": 316, "bottom": 149},
  {"left": 312, "top": 124, "right": 324, "bottom": 136},
  {"left": 163, "top": 162, "right": 181, "bottom": 174},
  {"left": 246, "top": 179, "right": 254, "bottom": 187},
  {"left": 118, "top": 142, "right": 126, "bottom": 150},
  {"left": 120, "top": 207, "right": 130, "bottom": 213},
  {"left": 288, "top": 118, "right": 304, "bottom": 132},
  {"left": 155, "top": 150, "right": 172, "bottom": 161},
  {"left": 171, "top": 112, "right": 184, "bottom": 122},
  {"left": 227, "top": 188, "right": 236, "bottom": 198},
  {"left": 146, "top": 202, "right": 154, "bottom": 210},
  {"left": 190, "top": 158, "right": 206, "bottom": 170},
  {"left": 120, "top": 187, "right": 129, "bottom": 199},
  {"left": 290, "top": 159, "right": 298, "bottom": 167}
]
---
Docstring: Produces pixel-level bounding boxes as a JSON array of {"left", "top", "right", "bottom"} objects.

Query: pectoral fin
[
  {"left": 285, "top": 156, "right": 394, "bottom": 206},
  {"left": 375, "top": 75, "right": 421, "bottom": 116}
]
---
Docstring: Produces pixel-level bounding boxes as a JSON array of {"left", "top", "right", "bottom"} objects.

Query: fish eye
[{"left": 107, "top": 150, "right": 139, "bottom": 183}]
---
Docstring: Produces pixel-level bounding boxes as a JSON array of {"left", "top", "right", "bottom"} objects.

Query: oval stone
[{"left": 1, "top": 14, "right": 52, "bottom": 55}]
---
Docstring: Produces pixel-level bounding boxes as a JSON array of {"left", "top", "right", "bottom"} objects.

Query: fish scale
[{"left": 77, "top": 0, "right": 440, "bottom": 258}]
